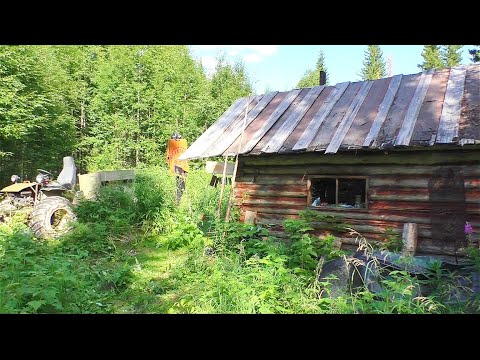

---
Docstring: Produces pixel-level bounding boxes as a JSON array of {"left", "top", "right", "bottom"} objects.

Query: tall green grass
[{"left": 1, "top": 166, "right": 479, "bottom": 313}]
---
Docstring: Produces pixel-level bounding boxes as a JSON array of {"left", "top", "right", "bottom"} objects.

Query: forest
[{"left": 0, "top": 45, "right": 479, "bottom": 314}]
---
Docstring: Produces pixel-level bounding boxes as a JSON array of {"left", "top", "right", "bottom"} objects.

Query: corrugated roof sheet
[{"left": 180, "top": 64, "right": 480, "bottom": 160}]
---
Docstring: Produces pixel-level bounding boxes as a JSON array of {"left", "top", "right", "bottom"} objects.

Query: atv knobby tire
[{"left": 29, "top": 196, "right": 76, "bottom": 239}]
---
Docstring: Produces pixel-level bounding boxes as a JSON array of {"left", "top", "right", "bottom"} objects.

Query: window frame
[{"left": 307, "top": 175, "right": 369, "bottom": 211}]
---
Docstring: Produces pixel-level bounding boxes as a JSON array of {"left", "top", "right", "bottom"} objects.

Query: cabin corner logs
[{"left": 233, "top": 149, "right": 480, "bottom": 256}]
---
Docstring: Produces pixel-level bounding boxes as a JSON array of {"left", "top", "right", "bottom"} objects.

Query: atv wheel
[{"left": 29, "top": 196, "right": 76, "bottom": 239}]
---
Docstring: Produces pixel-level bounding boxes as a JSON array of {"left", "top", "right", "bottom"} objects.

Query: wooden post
[
  {"left": 244, "top": 210, "right": 256, "bottom": 224},
  {"left": 216, "top": 155, "right": 229, "bottom": 219},
  {"left": 402, "top": 223, "right": 418, "bottom": 256}
]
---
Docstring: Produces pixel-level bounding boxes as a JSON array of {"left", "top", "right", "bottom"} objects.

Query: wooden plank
[
  {"left": 236, "top": 176, "right": 306, "bottom": 186},
  {"left": 224, "top": 92, "right": 289, "bottom": 157},
  {"left": 310, "top": 82, "right": 363, "bottom": 151},
  {"left": 241, "top": 149, "right": 480, "bottom": 166},
  {"left": 372, "top": 73, "right": 422, "bottom": 148},
  {"left": 342, "top": 77, "right": 391, "bottom": 149},
  {"left": 282, "top": 87, "right": 335, "bottom": 152},
  {"left": 205, "top": 161, "right": 235, "bottom": 175},
  {"left": 307, "top": 209, "right": 431, "bottom": 224},
  {"left": 410, "top": 69, "right": 450, "bottom": 146},
  {"left": 238, "top": 197, "right": 307, "bottom": 206},
  {"left": 239, "top": 190, "right": 306, "bottom": 198},
  {"left": 240, "top": 90, "right": 302, "bottom": 154},
  {"left": 241, "top": 164, "right": 480, "bottom": 177},
  {"left": 261, "top": 86, "right": 324, "bottom": 153},
  {"left": 98, "top": 170, "right": 135, "bottom": 182},
  {"left": 239, "top": 206, "right": 301, "bottom": 215},
  {"left": 292, "top": 82, "right": 350, "bottom": 151},
  {"left": 203, "top": 92, "right": 278, "bottom": 157},
  {"left": 235, "top": 183, "right": 306, "bottom": 192},
  {"left": 325, "top": 81, "right": 374, "bottom": 154},
  {"left": 395, "top": 70, "right": 434, "bottom": 146},
  {"left": 250, "top": 89, "right": 311, "bottom": 154},
  {"left": 458, "top": 65, "right": 480, "bottom": 140},
  {"left": 179, "top": 96, "right": 250, "bottom": 160},
  {"left": 436, "top": 67, "right": 467, "bottom": 143},
  {"left": 363, "top": 75, "right": 403, "bottom": 147},
  {"left": 202, "top": 94, "right": 263, "bottom": 157}
]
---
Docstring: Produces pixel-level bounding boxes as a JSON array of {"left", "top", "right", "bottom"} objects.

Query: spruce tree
[
  {"left": 296, "top": 50, "right": 329, "bottom": 87},
  {"left": 359, "top": 45, "right": 386, "bottom": 81},
  {"left": 418, "top": 45, "right": 444, "bottom": 70},
  {"left": 441, "top": 45, "right": 463, "bottom": 67},
  {"left": 469, "top": 45, "right": 480, "bottom": 63}
]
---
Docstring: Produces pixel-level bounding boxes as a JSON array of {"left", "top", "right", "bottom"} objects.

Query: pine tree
[
  {"left": 418, "top": 45, "right": 444, "bottom": 70},
  {"left": 441, "top": 45, "right": 463, "bottom": 67},
  {"left": 469, "top": 45, "right": 480, "bottom": 63},
  {"left": 0, "top": 46, "right": 76, "bottom": 184},
  {"left": 296, "top": 51, "right": 329, "bottom": 87},
  {"left": 210, "top": 55, "right": 252, "bottom": 120},
  {"left": 359, "top": 45, "right": 386, "bottom": 80}
]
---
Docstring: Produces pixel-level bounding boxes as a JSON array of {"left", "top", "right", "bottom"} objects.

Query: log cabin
[{"left": 180, "top": 64, "right": 480, "bottom": 256}]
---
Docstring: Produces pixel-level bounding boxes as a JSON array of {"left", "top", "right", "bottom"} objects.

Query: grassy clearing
[{"left": 1, "top": 166, "right": 479, "bottom": 314}]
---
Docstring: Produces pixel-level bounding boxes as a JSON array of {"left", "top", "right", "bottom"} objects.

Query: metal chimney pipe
[{"left": 319, "top": 71, "right": 326, "bottom": 86}]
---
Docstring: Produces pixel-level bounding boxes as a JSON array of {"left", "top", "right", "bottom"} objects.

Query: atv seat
[{"left": 43, "top": 156, "right": 77, "bottom": 191}]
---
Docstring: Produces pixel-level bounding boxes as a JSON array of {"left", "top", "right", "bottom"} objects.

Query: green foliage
[
  {"left": 441, "top": 45, "right": 463, "bottom": 67},
  {"left": 418, "top": 45, "right": 445, "bottom": 70},
  {"left": 161, "top": 216, "right": 206, "bottom": 250},
  {"left": 296, "top": 50, "right": 329, "bottom": 87},
  {"left": 359, "top": 45, "right": 386, "bottom": 80},
  {"left": 0, "top": 46, "right": 253, "bottom": 184},
  {"left": 1, "top": 168, "right": 478, "bottom": 314},
  {"left": 0, "top": 45, "right": 76, "bottom": 184},
  {"left": 469, "top": 46, "right": 480, "bottom": 63},
  {"left": 209, "top": 55, "right": 252, "bottom": 119},
  {"left": 381, "top": 228, "right": 403, "bottom": 252},
  {"left": 419, "top": 45, "right": 464, "bottom": 71}
]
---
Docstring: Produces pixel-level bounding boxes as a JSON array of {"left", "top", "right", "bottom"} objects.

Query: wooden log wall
[{"left": 234, "top": 149, "right": 480, "bottom": 256}]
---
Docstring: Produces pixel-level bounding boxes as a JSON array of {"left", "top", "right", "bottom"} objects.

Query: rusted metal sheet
[
  {"left": 395, "top": 70, "right": 435, "bottom": 146},
  {"left": 436, "top": 67, "right": 468, "bottom": 143},
  {"left": 410, "top": 69, "right": 450, "bottom": 146},
  {"left": 242, "top": 90, "right": 302, "bottom": 154},
  {"left": 292, "top": 82, "right": 350, "bottom": 151},
  {"left": 309, "top": 82, "right": 363, "bottom": 151},
  {"left": 201, "top": 94, "right": 265, "bottom": 157},
  {"left": 342, "top": 77, "right": 391, "bottom": 149},
  {"left": 224, "top": 92, "right": 288, "bottom": 156},
  {"left": 261, "top": 86, "right": 324, "bottom": 153},
  {"left": 325, "top": 81, "right": 374, "bottom": 153},
  {"left": 459, "top": 65, "right": 480, "bottom": 141},
  {"left": 250, "top": 88, "right": 309, "bottom": 154},
  {"left": 282, "top": 87, "right": 335, "bottom": 152},
  {"left": 180, "top": 64, "right": 479, "bottom": 160},
  {"left": 363, "top": 75, "right": 403, "bottom": 147},
  {"left": 373, "top": 73, "right": 422, "bottom": 148}
]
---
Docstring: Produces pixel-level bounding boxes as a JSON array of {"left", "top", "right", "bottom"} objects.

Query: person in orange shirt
[{"left": 166, "top": 131, "right": 189, "bottom": 202}]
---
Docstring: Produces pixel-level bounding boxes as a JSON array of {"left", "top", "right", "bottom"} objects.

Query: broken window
[{"left": 309, "top": 177, "right": 368, "bottom": 209}]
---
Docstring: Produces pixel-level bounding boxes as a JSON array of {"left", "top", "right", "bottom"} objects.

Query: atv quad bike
[{"left": 0, "top": 156, "right": 77, "bottom": 238}]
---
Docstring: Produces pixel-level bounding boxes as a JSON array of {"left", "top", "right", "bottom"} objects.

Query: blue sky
[{"left": 189, "top": 45, "right": 475, "bottom": 93}]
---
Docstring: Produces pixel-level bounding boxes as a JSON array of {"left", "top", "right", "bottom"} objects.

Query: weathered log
[
  {"left": 402, "top": 223, "right": 418, "bottom": 256},
  {"left": 241, "top": 150, "right": 480, "bottom": 166},
  {"left": 240, "top": 164, "right": 480, "bottom": 177}
]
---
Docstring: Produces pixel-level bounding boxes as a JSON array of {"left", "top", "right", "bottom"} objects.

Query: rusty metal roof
[{"left": 180, "top": 64, "right": 480, "bottom": 160}]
